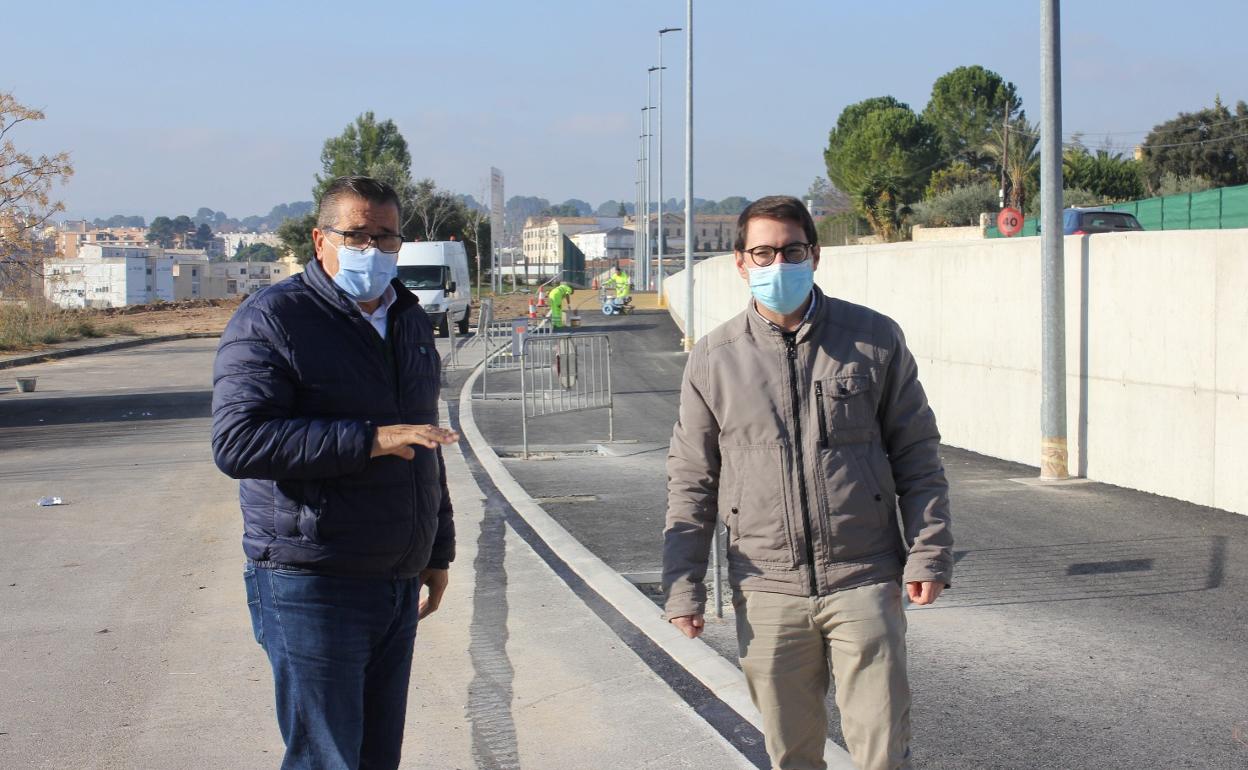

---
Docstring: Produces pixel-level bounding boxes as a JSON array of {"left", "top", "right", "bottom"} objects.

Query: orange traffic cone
[
  {"left": 537, "top": 288, "right": 547, "bottom": 307},
  {"left": 528, "top": 300, "right": 537, "bottom": 319},
  {"left": 592, "top": 277, "right": 599, "bottom": 290}
]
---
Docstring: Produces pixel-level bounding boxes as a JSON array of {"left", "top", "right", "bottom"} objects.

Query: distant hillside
[{"left": 91, "top": 201, "right": 314, "bottom": 233}]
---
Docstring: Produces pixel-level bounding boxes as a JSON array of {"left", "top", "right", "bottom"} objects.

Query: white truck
[{"left": 396, "top": 241, "right": 472, "bottom": 336}]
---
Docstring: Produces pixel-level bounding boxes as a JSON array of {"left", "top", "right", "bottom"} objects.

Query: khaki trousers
[{"left": 735, "top": 581, "right": 911, "bottom": 770}]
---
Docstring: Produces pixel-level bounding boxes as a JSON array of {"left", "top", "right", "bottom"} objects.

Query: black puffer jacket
[{"left": 211, "top": 258, "right": 453, "bottom": 578}]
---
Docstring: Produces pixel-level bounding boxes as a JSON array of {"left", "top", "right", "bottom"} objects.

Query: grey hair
[{"left": 317, "top": 176, "right": 402, "bottom": 229}]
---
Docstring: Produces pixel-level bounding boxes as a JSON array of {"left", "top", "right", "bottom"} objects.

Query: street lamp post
[
  {"left": 1039, "top": 0, "right": 1068, "bottom": 479},
  {"left": 636, "top": 137, "right": 644, "bottom": 291},
  {"left": 657, "top": 27, "right": 680, "bottom": 303},
  {"left": 682, "top": 0, "right": 694, "bottom": 352},
  {"left": 642, "top": 103, "right": 655, "bottom": 292},
  {"left": 647, "top": 68, "right": 662, "bottom": 291}
]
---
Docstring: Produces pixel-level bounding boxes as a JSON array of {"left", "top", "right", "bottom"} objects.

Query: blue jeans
[{"left": 244, "top": 565, "right": 421, "bottom": 770}]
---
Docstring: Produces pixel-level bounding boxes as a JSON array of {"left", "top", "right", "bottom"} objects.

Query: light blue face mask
[
  {"left": 748, "top": 261, "right": 814, "bottom": 314},
  {"left": 330, "top": 244, "right": 397, "bottom": 302}
]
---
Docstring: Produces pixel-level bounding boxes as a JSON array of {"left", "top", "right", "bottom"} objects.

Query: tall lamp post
[
  {"left": 642, "top": 103, "right": 655, "bottom": 292},
  {"left": 1039, "top": 0, "right": 1068, "bottom": 479},
  {"left": 636, "top": 133, "right": 645, "bottom": 290},
  {"left": 646, "top": 68, "right": 662, "bottom": 291},
  {"left": 657, "top": 26, "right": 680, "bottom": 303},
  {"left": 682, "top": 0, "right": 694, "bottom": 352}
]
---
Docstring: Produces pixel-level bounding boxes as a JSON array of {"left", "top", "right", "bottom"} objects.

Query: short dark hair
[
  {"left": 733, "top": 195, "right": 818, "bottom": 252},
  {"left": 317, "top": 175, "right": 402, "bottom": 229}
]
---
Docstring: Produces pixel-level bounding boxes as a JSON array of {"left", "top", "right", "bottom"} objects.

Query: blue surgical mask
[
  {"left": 748, "top": 261, "right": 814, "bottom": 314},
  {"left": 330, "top": 245, "right": 397, "bottom": 302}
]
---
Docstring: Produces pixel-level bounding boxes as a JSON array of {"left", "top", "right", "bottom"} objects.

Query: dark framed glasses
[
  {"left": 323, "top": 227, "right": 403, "bottom": 254},
  {"left": 742, "top": 242, "right": 812, "bottom": 267}
]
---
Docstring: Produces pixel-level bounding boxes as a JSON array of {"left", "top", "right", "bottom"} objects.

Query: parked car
[{"left": 1062, "top": 208, "right": 1144, "bottom": 235}]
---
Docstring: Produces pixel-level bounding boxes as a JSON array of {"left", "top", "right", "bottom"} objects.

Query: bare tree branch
[{"left": 0, "top": 93, "right": 73, "bottom": 298}]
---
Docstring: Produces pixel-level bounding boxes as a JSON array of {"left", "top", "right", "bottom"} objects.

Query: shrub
[
  {"left": 0, "top": 302, "right": 108, "bottom": 351},
  {"left": 910, "top": 182, "right": 998, "bottom": 227}
]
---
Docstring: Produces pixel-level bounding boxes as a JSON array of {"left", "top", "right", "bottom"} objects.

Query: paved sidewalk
[{"left": 407, "top": 415, "right": 755, "bottom": 769}]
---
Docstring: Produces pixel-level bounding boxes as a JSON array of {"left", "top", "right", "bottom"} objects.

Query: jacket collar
[{"left": 743, "top": 285, "right": 828, "bottom": 344}]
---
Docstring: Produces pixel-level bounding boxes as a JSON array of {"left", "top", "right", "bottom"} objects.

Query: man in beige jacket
[{"left": 663, "top": 196, "right": 953, "bottom": 770}]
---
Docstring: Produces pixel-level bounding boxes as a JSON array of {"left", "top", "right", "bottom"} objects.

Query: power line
[
  {"left": 1010, "top": 112, "right": 1248, "bottom": 146},
  {"left": 1132, "top": 130, "right": 1248, "bottom": 150}
]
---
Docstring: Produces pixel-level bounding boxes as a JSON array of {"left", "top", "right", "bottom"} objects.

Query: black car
[{"left": 1063, "top": 208, "right": 1145, "bottom": 235}]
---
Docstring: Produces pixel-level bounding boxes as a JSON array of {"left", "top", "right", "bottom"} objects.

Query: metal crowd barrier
[
  {"left": 442, "top": 312, "right": 460, "bottom": 369},
  {"left": 519, "top": 333, "right": 613, "bottom": 458},
  {"left": 468, "top": 298, "right": 496, "bottom": 350},
  {"left": 477, "top": 318, "right": 552, "bottom": 399}
]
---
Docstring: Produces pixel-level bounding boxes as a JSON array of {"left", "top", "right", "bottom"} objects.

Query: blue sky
[{"left": 6, "top": 0, "right": 1244, "bottom": 220}]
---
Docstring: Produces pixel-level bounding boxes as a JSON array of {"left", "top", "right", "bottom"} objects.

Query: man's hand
[
  {"left": 669, "top": 614, "right": 705, "bottom": 639},
  {"left": 418, "top": 568, "right": 449, "bottom": 619},
  {"left": 371, "top": 424, "right": 459, "bottom": 460},
  {"left": 906, "top": 581, "right": 944, "bottom": 606}
]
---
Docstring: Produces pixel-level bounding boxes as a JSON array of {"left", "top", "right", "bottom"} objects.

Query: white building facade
[
  {"left": 570, "top": 227, "right": 635, "bottom": 263},
  {"left": 45, "top": 244, "right": 174, "bottom": 308}
]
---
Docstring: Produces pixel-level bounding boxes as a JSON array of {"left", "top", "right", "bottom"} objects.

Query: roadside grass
[{"left": 0, "top": 302, "right": 135, "bottom": 352}]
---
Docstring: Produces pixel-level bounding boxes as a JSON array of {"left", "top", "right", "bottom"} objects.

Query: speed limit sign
[{"left": 997, "top": 207, "right": 1023, "bottom": 237}]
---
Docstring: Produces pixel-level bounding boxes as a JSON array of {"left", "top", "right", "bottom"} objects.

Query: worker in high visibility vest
[
  {"left": 548, "top": 281, "right": 574, "bottom": 328},
  {"left": 608, "top": 267, "right": 631, "bottom": 301}
]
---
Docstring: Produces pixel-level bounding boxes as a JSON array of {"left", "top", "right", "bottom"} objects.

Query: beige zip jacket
[{"left": 662, "top": 287, "right": 953, "bottom": 619}]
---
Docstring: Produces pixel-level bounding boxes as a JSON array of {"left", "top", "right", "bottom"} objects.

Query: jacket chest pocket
[{"left": 814, "top": 374, "right": 875, "bottom": 446}]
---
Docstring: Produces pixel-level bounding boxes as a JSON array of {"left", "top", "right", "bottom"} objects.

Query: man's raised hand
[{"left": 371, "top": 424, "right": 460, "bottom": 460}]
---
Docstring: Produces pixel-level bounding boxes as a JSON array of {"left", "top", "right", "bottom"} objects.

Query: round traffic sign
[{"left": 997, "top": 207, "right": 1023, "bottom": 237}]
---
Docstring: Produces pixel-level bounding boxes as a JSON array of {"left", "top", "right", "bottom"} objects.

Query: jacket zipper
[
  {"left": 785, "top": 334, "right": 819, "bottom": 595},
  {"left": 814, "top": 381, "right": 829, "bottom": 448},
  {"left": 389, "top": 313, "right": 421, "bottom": 578}
]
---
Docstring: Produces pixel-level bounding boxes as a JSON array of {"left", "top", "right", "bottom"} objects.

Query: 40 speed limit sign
[{"left": 997, "top": 207, "right": 1024, "bottom": 237}]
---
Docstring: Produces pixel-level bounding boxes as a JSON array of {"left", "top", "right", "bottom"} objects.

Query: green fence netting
[{"left": 985, "top": 182, "right": 1248, "bottom": 238}]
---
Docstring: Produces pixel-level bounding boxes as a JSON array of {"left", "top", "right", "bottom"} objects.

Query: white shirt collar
[{"left": 359, "top": 284, "right": 398, "bottom": 339}]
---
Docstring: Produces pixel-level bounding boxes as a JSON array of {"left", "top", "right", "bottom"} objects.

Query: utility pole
[
  {"left": 1040, "top": 0, "right": 1069, "bottom": 479},
  {"left": 1001, "top": 97, "right": 1011, "bottom": 209},
  {"left": 647, "top": 68, "right": 661, "bottom": 291},
  {"left": 474, "top": 214, "right": 482, "bottom": 302},
  {"left": 635, "top": 151, "right": 643, "bottom": 290},
  {"left": 658, "top": 26, "right": 680, "bottom": 304},
  {"left": 682, "top": 0, "right": 694, "bottom": 352},
  {"left": 642, "top": 103, "right": 653, "bottom": 292}
]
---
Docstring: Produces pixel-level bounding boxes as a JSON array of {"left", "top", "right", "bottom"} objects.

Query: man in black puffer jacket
[{"left": 211, "top": 176, "right": 459, "bottom": 770}]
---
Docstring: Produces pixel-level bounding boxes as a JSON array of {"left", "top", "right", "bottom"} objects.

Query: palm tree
[{"left": 982, "top": 119, "right": 1040, "bottom": 211}]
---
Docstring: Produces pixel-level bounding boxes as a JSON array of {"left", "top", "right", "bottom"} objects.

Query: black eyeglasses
[
  {"left": 742, "top": 242, "right": 812, "bottom": 267},
  {"left": 323, "top": 227, "right": 403, "bottom": 254}
]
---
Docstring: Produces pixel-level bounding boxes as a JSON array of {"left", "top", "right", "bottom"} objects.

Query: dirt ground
[{"left": 98, "top": 298, "right": 242, "bottom": 336}]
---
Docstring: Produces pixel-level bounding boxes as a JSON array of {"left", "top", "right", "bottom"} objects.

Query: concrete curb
[
  {"left": 0, "top": 333, "right": 221, "bottom": 371},
  {"left": 458, "top": 357, "right": 855, "bottom": 769}
]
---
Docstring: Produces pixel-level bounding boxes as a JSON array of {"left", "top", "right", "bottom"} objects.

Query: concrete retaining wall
[{"left": 664, "top": 229, "right": 1248, "bottom": 515}]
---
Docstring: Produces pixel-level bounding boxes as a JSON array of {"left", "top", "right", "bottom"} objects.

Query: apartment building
[
  {"left": 209, "top": 258, "right": 300, "bottom": 296},
  {"left": 624, "top": 212, "right": 738, "bottom": 254},
  {"left": 45, "top": 244, "right": 173, "bottom": 308},
  {"left": 569, "top": 226, "right": 635, "bottom": 264},
  {"left": 43, "top": 242, "right": 302, "bottom": 308},
  {"left": 521, "top": 216, "right": 601, "bottom": 268},
  {"left": 56, "top": 226, "right": 149, "bottom": 259},
  {"left": 221, "top": 231, "right": 282, "bottom": 258}
]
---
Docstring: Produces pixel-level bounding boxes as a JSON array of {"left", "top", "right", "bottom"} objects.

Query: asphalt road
[{"left": 467, "top": 309, "right": 1248, "bottom": 770}]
